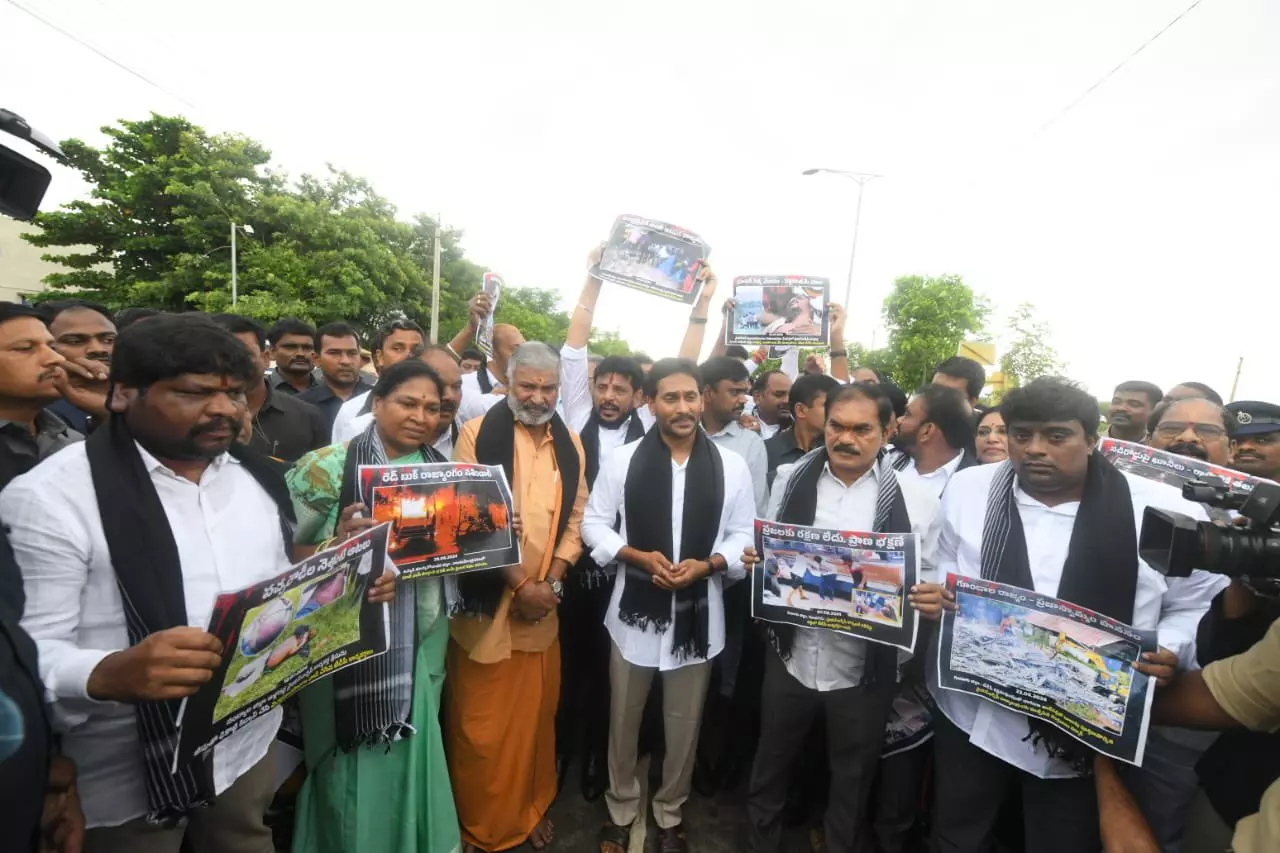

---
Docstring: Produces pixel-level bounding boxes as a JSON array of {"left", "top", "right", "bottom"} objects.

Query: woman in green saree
[{"left": 287, "top": 360, "right": 460, "bottom": 853}]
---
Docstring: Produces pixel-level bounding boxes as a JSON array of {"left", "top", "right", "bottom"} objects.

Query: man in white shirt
[
  {"left": 0, "top": 315, "right": 393, "bottom": 853},
  {"left": 911, "top": 377, "right": 1221, "bottom": 853},
  {"left": 333, "top": 345, "right": 464, "bottom": 459},
  {"left": 456, "top": 323, "right": 524, "bottom": 424},
  {"left": 740, "top": 382, "right": 942, "bottom": 853},
  {"left": 329, "top": 319, "right": 426, "bottom": 443},
  {"left": 750, "top": 370, "right": 793, "bottom": 441},
  {"left": 891, "top": 384, "right": 979, "bottom": 497},
  {"left": 582, "top": 358, "right": 754, "bottom": 853}
]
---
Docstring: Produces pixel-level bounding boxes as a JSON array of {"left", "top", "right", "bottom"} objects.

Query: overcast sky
[{"left": 4, "top": 0, "right": 1278, "bottom": 401}]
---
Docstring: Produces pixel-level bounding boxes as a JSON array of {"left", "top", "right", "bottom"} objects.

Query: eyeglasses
[{"left": 1154, "top": 421, "right": 1228, "bottom": 440}]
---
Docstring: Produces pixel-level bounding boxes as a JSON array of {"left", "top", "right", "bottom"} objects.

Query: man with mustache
[
  {"left": 266, "top": 318, "right": 319, "bottom": 395},
  {"left": 1146, "top": 397, "right": 1232, "bottom": 465},
  {"left": 0, "top": 314, "right": 388, "bottom": 852},
  {"left": 557, "top": 255, "right": 652, "bottom": 800},
  {"left": 329, "top": 318, "right": 429, "bottom": 444},
  {"left": 1226, "top": 401, "right": 1280, "bottom": 482},
  {"left": 41, "top": 299, "right": 117, "bottom": 434},
  {"left": 298, "top": 322, "right": 373, "bottom": 432},
  {"left": 213, "top": 314, "right": 328, "bottom": 467},
  {"left": 0, "top": 302, "right": 91, "bottom": 491},
  {"left": 447, "top": 341, "right": 587, "bottom": 853},
  {"left": 583, "top": 358, "right": 754, "bottom": 853},
  {"left": 738, "top": 382, "right": 941, "bottom": 853},
  {"left": 332, "top": 345, "right": 464, "bottom": 458},
  {"left": 911, "top": 377, "right": 1223, "bottom": 853},
  {"left": 1108, "top": 381, "right": 1162, "bottom": 443}
]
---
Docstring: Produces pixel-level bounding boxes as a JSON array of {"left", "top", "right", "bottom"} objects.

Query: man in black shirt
[
  {"left": 0, "top": 303, "right": 86, "bottom": 490},
  {"left": 298, "top": 322, "right": 373, "bottom": 431},
  {"left": 266, "top": 318, "right": 319, "bottom": 395},
  {"left": 41, "top": 300, "right": 116, "bottom": 434},
  {"left": 765, "top": 374, "right": 838, "bottom": 489},
  {"left": 214, "top": 315, "right": 328, "bottom": 466}
]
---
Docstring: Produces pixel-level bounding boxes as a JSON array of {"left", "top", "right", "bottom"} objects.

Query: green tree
[
  {"left": 845, "top": 341, "right": 897, "bottom": 378},
  {"left": 880, "top": 274, "right": 990, "bottom": 389},
  {"left": 999, "top": 302, "right": 1063, "bottom": 391},
  {"left": 587, "top": 330, "right": 632, "bottom": 357},
  {"left": 24, "top": 113, "right": 635, "bottom": 352}
]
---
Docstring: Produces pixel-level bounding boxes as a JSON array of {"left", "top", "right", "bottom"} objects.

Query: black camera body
[
  {"left": 1139, "top": 480, "right": 1280, "bottom": 581},
  {"left": 0, "top": 109, "right": 67, "bottom": 221}
]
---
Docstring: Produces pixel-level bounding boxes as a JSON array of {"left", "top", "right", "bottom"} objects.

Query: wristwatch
[{"left": 547, "top": 578, "right": 564, "bottom": 602}]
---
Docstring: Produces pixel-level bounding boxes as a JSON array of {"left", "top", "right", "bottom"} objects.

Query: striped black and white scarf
[
  {"left": 333, "top": 421, "right": 444, "bottom": 750},
  {"left": 85, "top": 417, "right": 296, "bottom": 824},
  {"left": 768, "top": 446, "right": 910, "bottom": 686}
]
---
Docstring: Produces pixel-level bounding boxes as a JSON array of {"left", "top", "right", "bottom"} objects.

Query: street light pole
[
  {"left": 228, "top": 222, "right": 255, "bottom": 307},
  {"left": 230, "top": 221, "right": 238, "bottom": 307},
  {"left": 801, "top": 168, "right": 882, "bottom": 308},
  {"left": 430, "top": 217, "right": 442, "bottom": 344}
]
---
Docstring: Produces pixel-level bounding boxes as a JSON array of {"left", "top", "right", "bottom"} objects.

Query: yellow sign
[{"left": 958, "top": 341, "right": 997, "bottom": 367}]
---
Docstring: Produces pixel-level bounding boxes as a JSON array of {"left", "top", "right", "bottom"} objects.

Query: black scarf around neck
[
  {"left": 85, "top": 417, "right": 295, "bottom": 825},
  {"left": 979, "top": 453, "right": 1136, "bottom": 771},
  {"left": 453, "top": 402, "right": 581, "bottom": 616},
  {"left": 581, "top": 408, "right": 647, "bottom": 487},
  {"left": 769, "top": 447, "right": 911, "bottom": 686},
  {"left": 619, "top": 427, "right": 724, "bottom": 661}
]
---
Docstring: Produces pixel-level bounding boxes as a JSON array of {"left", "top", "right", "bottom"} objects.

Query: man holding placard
[{"left": 740, "top": 382, "right": 941, "bottom": 853}]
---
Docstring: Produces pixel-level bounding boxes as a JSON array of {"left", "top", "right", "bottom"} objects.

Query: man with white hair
[{"left": 445, "top": 341, "right": 588, "bottom": 853}]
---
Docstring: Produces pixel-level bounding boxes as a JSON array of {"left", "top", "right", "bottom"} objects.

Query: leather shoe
[
  {"left": 658, "top": 824, "right": 689, "bottom": 853},
  {"left": 581, "top": 752, "right": 606, "bottom": 802}
]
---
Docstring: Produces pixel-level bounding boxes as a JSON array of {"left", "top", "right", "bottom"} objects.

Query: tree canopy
[
  {"left": 998, "top": 302, "right": 1063, "bottom": 393},
  {"left": 838, "top": 274, "right": 990, "bottom": 389},
  {"left": 23, "top": 113, "right": 631, "bottom": 353}
]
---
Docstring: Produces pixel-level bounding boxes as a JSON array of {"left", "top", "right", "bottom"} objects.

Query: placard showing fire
[{"left": 358, "top": 462, "right": 521, "bottom": 580}]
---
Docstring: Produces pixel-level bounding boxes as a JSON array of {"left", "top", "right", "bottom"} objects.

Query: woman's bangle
[{"left": 689, "top": 316, "right": 708, "bottom": 325}]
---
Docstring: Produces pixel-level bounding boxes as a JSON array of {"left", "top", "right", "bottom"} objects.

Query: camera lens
[{"left": 1200, "top": 524, "right": 1280, "bottom": 580}]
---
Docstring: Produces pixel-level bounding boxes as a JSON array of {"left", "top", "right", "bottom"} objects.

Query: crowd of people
[{"left": 1, "top": 251, "right": 1278, "bottom": 853}]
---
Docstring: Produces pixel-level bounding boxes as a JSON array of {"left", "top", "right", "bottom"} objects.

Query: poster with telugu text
[
  {"left": 752, "top": 519, "right": 918, "bottom": 652},
  {"left": 175, "top": 524, "right": 392, "bottom": 768},
  {"left": 936, "top": 573, "right": 1157, "bottom": 766},
  {"left": 1099, "top": 437, "right": 1275, "bottom": 522},
  {"left": 358, "top": 462, "right": 520, "bottom": 581}
]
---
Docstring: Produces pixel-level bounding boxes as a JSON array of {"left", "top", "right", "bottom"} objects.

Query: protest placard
[
  {"left": 936, "top": 573, "right": 1157, "bottom": 765},
  {"left": 1099, "top": 437, "right": 1274, "bottom": 521},
  {"left": 728, "top": 276, "right": 830, "bottom": 347},
  {"left": 591, "top": 214, "right": 709, "bottom": 303},
  {"left": 176, "top": 524, "right": 392, "bottom": 767},
  {"left": 358, "top": 462, "right": 520, "bottom": 580},
  {"left": 474, "top": 272, "right": 503, "bottom": 357},
  {"left": 752, "top": 519, "right": 918, "bottom": 652}
]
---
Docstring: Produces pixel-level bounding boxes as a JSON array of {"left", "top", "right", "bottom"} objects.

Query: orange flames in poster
[{"left": 371, "top": 484, "right": 509, "bottom": 562}]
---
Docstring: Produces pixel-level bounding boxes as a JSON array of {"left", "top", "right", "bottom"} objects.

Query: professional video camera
[
  {"left": 1139, "top": 479, "right": 1280, "bottom": 582},
  {"left": 0, "top": 108, "right": 67, "bottom": 220}
]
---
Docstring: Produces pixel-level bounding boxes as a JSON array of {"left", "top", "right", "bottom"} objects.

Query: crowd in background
[{"left": 1, "top": 254, "right": 1279, "bottom": 853}]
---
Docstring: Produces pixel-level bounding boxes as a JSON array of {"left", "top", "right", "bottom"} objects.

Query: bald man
[{"left": 459, "top": 323, "right": 526, "bottom": 423}]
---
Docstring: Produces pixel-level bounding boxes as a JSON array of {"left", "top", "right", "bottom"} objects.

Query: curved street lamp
[{"left": 802, "top": 168, "right": 881, "bottom": 308}]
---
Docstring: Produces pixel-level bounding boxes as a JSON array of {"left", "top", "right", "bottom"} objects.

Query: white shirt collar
[
  {"left": 819, "top": 461, "right": 877, "bottom": 490},
  {"left": 134, "top": 441, "right": 235, "bottom": 478},
  {"left": 1012, "top": 481, "right": 1080, "bottom": 517}
]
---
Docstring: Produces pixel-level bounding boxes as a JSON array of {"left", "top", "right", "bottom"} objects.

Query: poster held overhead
[
  {"left": 591, "top": 214, "right": 709, "bottom": 304},
  {"left": 751, "top": 519, "right": 919, "bottom": 653},
  {"left": 358, "top": 462, "right": 521, "bottom": 581},
  {"left": 729, "top": 276, "right": 830, "bottom": 347},
  {"left": 475, "top": 272, "right": 503, "bottom": 357},
  {"left": 935, "top": 573, "right": 1157, "bottom": 766},
  {"left": 175, "top": 523, "right": 394, "bottom": 768}
]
